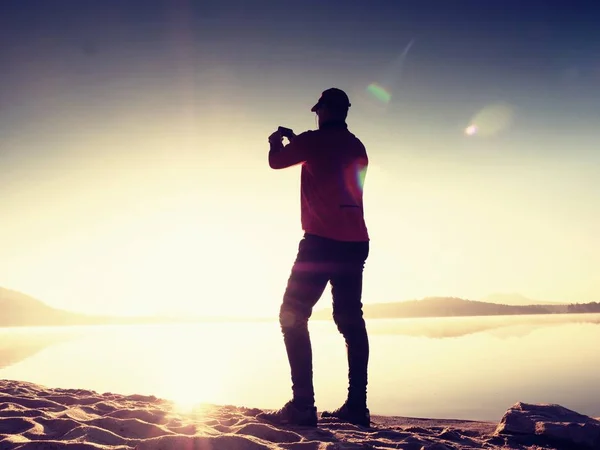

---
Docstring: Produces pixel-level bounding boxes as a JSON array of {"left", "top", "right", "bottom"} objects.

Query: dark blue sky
[
  {"left": 2, "top": 0, "right": 599, "bottom": 144},
  {"left": 2, "top": 2, "right": 599, "bottom": 96}
]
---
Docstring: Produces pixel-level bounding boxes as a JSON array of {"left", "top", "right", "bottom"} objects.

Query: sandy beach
[{"left": 1, "top": 379, "right": 599, "bottom": 449}]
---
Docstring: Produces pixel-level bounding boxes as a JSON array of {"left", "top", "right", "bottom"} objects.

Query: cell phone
[{"left": 277, "top": 126, "right": 295, "bottom": 138}]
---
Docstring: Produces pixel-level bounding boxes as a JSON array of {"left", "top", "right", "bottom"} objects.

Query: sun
[
  {"left": 162, "top": 368, "right": 221, "bottom": 414},
  {"left": 169, "top": 393, "right": 204, "bottom": 415}
]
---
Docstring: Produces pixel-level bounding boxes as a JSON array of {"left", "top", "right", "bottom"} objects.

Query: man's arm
[{"left": 268, "top": 131, "right": 312, "bottom": 169}]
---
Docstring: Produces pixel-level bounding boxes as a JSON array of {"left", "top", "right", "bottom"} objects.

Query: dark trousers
[{"left": 279, "top": 233, "right": 370, "bottom": 408}]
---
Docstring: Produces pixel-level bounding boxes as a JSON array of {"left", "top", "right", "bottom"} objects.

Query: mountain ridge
[
  {"left": 2, "top": 286, "right": 598, "bottom": 327},
  {"left": 311, "top": 295, "right": 600, "bottom": 320},
  {"left": 480, "top": 292, "right": 565, "bottom": 306}
]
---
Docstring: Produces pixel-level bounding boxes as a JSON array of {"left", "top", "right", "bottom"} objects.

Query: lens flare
[
  {"left": 357, "top": 165, "right": 367, "bottom": 189},
  {"left": 366, "top": 83, "right": 392, "bottom": 104},
  {"left": 465, "top": 102, "right": 514, "bottom": 137},
  {"left": 365, "top": 39, "right": 414, "bottom": 106},
  {"left": 464, "top": 124, "right": 478, "bottom": 136}
]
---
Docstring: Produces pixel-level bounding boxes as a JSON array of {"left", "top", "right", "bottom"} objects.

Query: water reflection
[
  {"left": 0, "top": 326, "right": 82, "bottom": 369},
  {"left": 1, "top": 314, "right": 599, "bottom": 421},
  {"left": 366, "top": 313, "right": 600, "bottom": 339}
]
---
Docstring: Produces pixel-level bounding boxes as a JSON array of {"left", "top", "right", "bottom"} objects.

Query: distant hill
[
  {"left": 0, "top": 286, "right": 269, "bottom": 327},
  {"left": 2, "top": 286, "right": 598, "bottom": 327},
  {"left": 481, "top": 293, "right": 565, "bottom": 306},
  {"left": 311, "top": 296, "right": 596, "bottom": 320},
  {"left": 0, "top": 287, "right": 90, "bottom": 326},
  {"left": 0, "top": 287, "right": 173, "bottom": 327}
]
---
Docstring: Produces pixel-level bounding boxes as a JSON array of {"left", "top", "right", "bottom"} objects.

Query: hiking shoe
[
  {"left": 321, "top": 401, "right": 371, "bottom": 427},
  {"left": 257, "top": 400, "right": 318, "bottom": 427}
]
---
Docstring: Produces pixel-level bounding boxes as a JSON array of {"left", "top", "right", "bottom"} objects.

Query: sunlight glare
[
  {"left": 465, "top": 102, "right": 514, "bottom": 137},
  {"left": 464, "top": 124, "right": 478, "bottom": 136},
  {"left": 161, "top": 364, "right": 221, "bottom": 415},
  {"left": 168, "top": 392, "right": 207, "bottom": 415},
  {"left": 152, "top": 325, "right": 232, "bottom": 414}
]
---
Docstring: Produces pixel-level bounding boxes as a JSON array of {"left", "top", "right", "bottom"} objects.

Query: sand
[{"left": 0, "top": 379, "right": 580, "bottom": 449}]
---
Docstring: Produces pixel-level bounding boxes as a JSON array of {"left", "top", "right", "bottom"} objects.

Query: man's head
[{"left": 311, "top": 88, "right": 351, "bottom": 126}]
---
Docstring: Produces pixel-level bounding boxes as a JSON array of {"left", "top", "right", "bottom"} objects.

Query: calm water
[{"left": 1, "top": 313, "right": 599, "bottom": 422}]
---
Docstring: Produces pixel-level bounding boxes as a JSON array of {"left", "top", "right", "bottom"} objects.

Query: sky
[{"left": 1, "top": 1, "right": 600, "bottom": 318}]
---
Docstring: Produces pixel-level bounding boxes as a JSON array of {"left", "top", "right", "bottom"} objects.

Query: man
[{"left": 258, "top": 88, "right": 371, "bottom": 428}]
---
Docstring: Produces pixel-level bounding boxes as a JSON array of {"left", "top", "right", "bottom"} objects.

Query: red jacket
[{"left": 269, "top": 122, "right": 369, "bottom": 242}]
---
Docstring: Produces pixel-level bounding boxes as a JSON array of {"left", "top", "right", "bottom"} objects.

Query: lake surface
[{"left": 1, "top": 313, "right": 599, "bottom": 422}]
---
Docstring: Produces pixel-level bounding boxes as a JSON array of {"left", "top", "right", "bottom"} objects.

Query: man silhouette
[{"left": 259, "top": 88, "right": 371, "bottom": 427}]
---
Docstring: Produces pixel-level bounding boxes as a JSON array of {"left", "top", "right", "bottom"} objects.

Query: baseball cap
[{"left": 310, "top": 88, "right": 351, "bottom": 112}]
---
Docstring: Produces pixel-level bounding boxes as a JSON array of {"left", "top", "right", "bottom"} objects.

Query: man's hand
[
  {"left": 269, "top": 130, "right": 283, "bottom": 153},
  {"left": 268, "top": 130, "right": 312, "bottom": 169},
  {"left": 269, "top": 131, "right": 283, "bottom": 146},
  {"left": 278, "top": 126, "right": 297, "bottom": 141}
]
